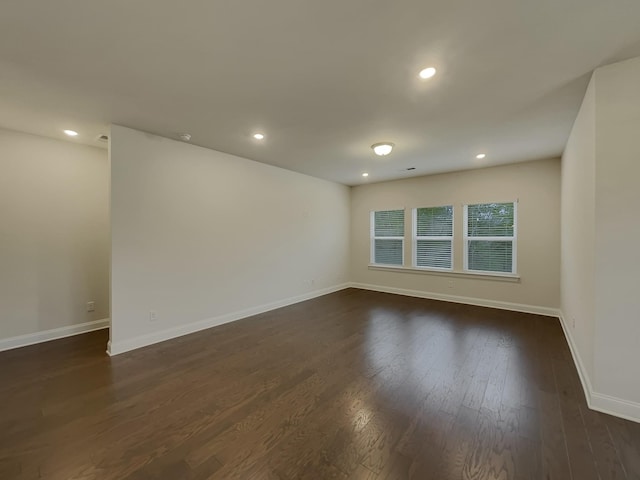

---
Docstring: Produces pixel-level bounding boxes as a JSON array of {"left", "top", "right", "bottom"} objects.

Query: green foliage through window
[
  {"left": 416, "top": 206, "right": 453, "bottom": 236},
  {"left": 466, "top": 203, "right": 514, "bottom": 237}
]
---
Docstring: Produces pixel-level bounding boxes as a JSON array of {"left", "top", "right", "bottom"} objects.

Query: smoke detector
[{"left": 179, "top": 133, "right": 192, "bottom": 142}]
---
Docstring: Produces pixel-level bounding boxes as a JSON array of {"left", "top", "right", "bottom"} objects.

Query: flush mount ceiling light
[
  {"left": 253, "top": 133, "right": 265, "bottom": 140},
  {"left": 371, "top": 142, "right": 394, "bottom": 156},
  {"left": 179, "top": 133, "right": 192, "bottom": 142},
  {"left": 64, "top": 129, "right": 78, "bottom": 137},
  {"left": 476, "top": 153, "right": 487, "bottom": 159},
  {"left": 418, "top": 67, "right": 437, "bottom": 79},
  {"left": 362, "top": 173, "right": 369, "bottom": 177}
]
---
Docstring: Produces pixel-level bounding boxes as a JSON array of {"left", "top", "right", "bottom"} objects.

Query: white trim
[
  {"left": 368, "top": 264, "right": 520, "bottom": 282},
  {"left": 0, "top": 319, "right": 109, "bottom": 353},
  {"left": 557, "top": 313, "right": 594, "bottom": 405},
  {"left": 558, "top": 312, "right": 640, "bottom": 424},
  {"left": 350, "top": 282, "right": 558, "bottom": 317},
  {"left": 107, "top": 283, "right": 351, "bottom": 356},
  {"left": 590, "top": 393, "right": 640, "bottom": 424}
]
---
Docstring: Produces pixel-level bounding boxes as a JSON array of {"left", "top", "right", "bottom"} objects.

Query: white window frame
[
  {"left": 370, "top": 209, "right": 405, "bottom": 266},
  {"left": 463, "top": 202, "right": 518, "bottom": 275},
  {"left": 412, "top": 206, "right": 454, "bottom": 271}
]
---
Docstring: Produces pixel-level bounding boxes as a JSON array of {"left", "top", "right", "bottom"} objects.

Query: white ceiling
[{"left": 1, "top": 0, "right": 640, "bottom": 185}]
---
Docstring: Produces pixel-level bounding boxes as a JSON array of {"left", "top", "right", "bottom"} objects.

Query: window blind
[
  {"left": 467, "top": 241, "right": 513, "bottom": 272},
  {"left": 464, "top": 202, "right": 516, "bottom": 273},
  {"left": 414, "top": 206, "right": 453, "bottom": 269},
  {"left": 372, "top": 209, "right": 404, "bottom": 265}
]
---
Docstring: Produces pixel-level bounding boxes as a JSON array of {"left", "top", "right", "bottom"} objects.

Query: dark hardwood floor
[{"left": 1, "top": 288, "right": 639, "bottom": 479}]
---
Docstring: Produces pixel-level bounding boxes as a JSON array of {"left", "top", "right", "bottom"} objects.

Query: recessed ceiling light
[
  {"left": 371, "top": 142, "right": 394, "bottom": 156},
  {"left": 64, "top": 130, "right": 78, "bottom": 137},
  {"left": 419, "top": 67, "right": 437, "bottom": 79},
  {"left": 476, "top": 153, "right": 487, "bottom": 159},
  {"left": 362, "top": 173, "right": 369, "bottom": 177},
  {"left": 253, "top": 133, "right": 265, "bottom": 140}
]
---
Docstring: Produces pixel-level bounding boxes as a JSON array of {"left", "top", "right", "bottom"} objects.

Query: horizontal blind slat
[
  {"left": 416, "top": 240, "right": 452, "bottom": 269},
  {"left": 467, "top": 240, "right": 513, "bottom": 273},
  {"left": 466, "top": 203, "right": 514, "bottom": 237},
  {"left": 416, "top": 206, "right": 453, "bottom": 236},
  {"left": 374, "top": 210, "right": 405, "bottom": 237},
  {"left": 465, "top": 202, "right": 515, "bottom": 273},
  {"left": 415, "top": 206, "right": 453, "bottom": 269},
  {"left": 374, "top": 239, "right": 403, "bottom": 265}
]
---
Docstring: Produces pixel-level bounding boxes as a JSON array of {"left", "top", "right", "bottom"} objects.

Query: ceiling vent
[{"left": 96, "top": 134, "right": 109, "bottom": 142}]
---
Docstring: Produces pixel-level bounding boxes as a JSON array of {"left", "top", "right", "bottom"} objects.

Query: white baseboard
[
  {"left": 558, "top": 312, "right": 640, "bottom": 424},
  {"left": 107, "top": 283, "right": 351, "bottom": 356},
  {"left": 0, "top": 319, "right": 110, "bottom": 353},
  {"left": 558, "top": 313, "right": 594, "bottom": 405},
  {"left": 350, "top": 282, "right": 561, "bottom": 317},
  {"left": 590, "top": 392, "right": 640, "bottom": 424}
]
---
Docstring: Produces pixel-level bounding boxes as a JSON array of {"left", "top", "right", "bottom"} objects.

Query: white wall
[
  {"left": 109, "top": 125, "right": 350, "bottom": 354},
  {"left": 561, "top": 76, "right": 596, "bottom": 379},
  {"left": 593, "top": 57, "right": 640, "bottom": 406},
  {"left": 350, "top": 158, "right": 561, "bottom": 312},
  {"left": 562, "top": 55, "right": 640, "bottom": 421},
  {"left": 0, "top": 128, "right": 109, "bottom": 343}
]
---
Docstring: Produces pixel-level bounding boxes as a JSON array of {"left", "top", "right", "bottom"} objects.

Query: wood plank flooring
[{"left": 1, "top": 288, "right": 639, "bottom": 479}]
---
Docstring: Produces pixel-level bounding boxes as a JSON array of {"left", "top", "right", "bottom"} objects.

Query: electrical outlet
[
  {"left": 448, "top": 280, "right": 454, "bottom": 289},
  {"left": 572, "top": 317, "right": 576, "bottom": 328},
  {"left": 149, "top": 311, "right": 158, "bottom": 322},
  {"left": 86, "top": 301, "right": 95, "bottom": 312}
]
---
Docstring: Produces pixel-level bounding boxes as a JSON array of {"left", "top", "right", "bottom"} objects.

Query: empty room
[{"left": 1, "top": 1, "right": 640, "bottom": 479}]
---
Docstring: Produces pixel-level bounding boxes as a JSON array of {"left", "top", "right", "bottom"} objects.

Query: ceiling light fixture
[
  {"left": 371, "top": 142, "right": 394, "bottom": 156},
  {"left": 253, "top": 133, "right": 265, "bottom": 140},
  {"left": 419, "top": 67, "right": 437, "bottom": 79},
  {"left": 362, "top": 173, "right": 369, "bottom": 177},
  {"left": 64, "top": 129, "right": 78, "bottom": 137},
  {"left": 476, "top": 153, "right": 486, "bottom": 159},
  {"left": 179, "top": 133, "right": 192, "bottom": 142}
]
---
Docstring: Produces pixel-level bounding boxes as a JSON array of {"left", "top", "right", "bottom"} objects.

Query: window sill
[{"left": 368, "top": 264, "right": 520, "bottom": 282}]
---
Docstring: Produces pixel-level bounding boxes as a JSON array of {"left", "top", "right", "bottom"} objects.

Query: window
[
  {"left": 371, "top": 209, "right": 405, "bottom": 265},
  {"left": 464, "top": 202, "right": 517, "bottom": 274},
  {"left": 413, "top": 206, "right": 453, "bottom": 270}
]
